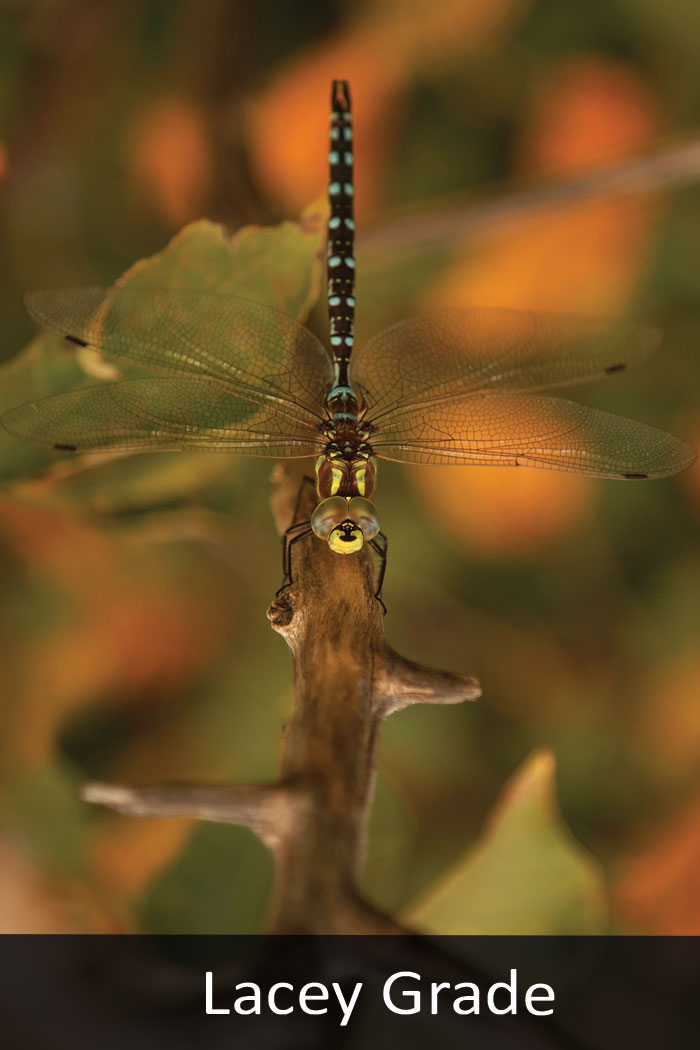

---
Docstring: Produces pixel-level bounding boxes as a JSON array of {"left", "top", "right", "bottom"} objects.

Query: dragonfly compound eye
[
  {"left": 311, "top": 496, "right": 349, "bottom": 540},
  {"left": 328, "top": 522, "right": 364, "bottom": 554},
  {"left": 347, "top": 496, "right": 380, "bottom": 541}
]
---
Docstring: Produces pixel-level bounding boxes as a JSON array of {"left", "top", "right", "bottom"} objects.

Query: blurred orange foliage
[
  {"left": 412, "top": 463, "right": 593, "bottom": 558},
  {"left": 89, "top": 817, "right": 193, "bottom": 921},
  {"left": 475, "top": 622, "right": 588, "bottom": 718},
  {"left": 434, "top": 59, "right": 662, "bottom": 315},
  {"left": 248, "top": 0, "right": 528, "bottom": 219},
  {"left": 518, "top": 60, "right": 660, "bottom": 175},
  {"left": 635, "top": 652, "right": 700, "bottom": 787},
  {"left": 124, "top": 97, "right": 213, "bottom": 225},
  {"left": 0, "top": 839, "right": 124, "bottom": 933},
  {"left": 683, "top": 419, "right": 700, "bottom": 519},
  {"left": 617, "top": 788, "right": 700, "bottom": 934},
  {"left": 414, "top": 58, "right": 663, "bottom": 557},
  {"left": 0, "top": 500, "right": 237, "bottom": 771}
]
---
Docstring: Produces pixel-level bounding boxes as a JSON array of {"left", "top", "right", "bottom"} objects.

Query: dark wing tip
[
  {"left": 622, "top": 435, "right": 696, "bottom": 479},
  {"left": 65, "top": 334, "right": 89, "bottom": 348},
  {"left": 605, "top": 321, "right": 662, "bottom": 373},
  {"left": 54, "top": 443, "right": 78, "bottom": 452}
]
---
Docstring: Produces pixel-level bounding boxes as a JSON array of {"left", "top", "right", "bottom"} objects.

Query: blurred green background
[{"left": 1, "top": 0, "right": 699, "bottom": 934}]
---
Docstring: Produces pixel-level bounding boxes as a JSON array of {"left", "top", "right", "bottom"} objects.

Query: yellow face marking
[{"left": 328, "top": 523, "right": 364, "bottom": 554}]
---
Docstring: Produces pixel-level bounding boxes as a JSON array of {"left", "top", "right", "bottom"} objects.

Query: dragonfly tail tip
[{"left": 331, "top": 80, "right": 351, "bottom": 112}]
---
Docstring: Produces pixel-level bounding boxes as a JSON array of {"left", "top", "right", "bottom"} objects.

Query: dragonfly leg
[
  {"left": 369, "top": 531, "right": 388, "bottom": 615},
  {"left": 290, "top": 475, "right": 316, "bottom": 526},
  {"left": 275, "top": 475, "right": 316, "bottom": 596},
  {"left": 277, "top": 521, "right": 313, "bottom": 596}
]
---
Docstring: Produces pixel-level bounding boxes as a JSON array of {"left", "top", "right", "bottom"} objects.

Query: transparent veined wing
[
  {"left": 352, "top": 309, "right": 661, "bottom": 419},
  {"left": 370, "top": 393, "right": 696, "bottom": 479},
  {"left": 1, "top": 377, "right": 327, "bottom": 456},
  {"left": 24, "top": 287, "right": 333, "bottom": 425}
]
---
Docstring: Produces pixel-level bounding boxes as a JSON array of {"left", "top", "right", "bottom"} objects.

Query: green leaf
[
  {"left": 119, "top": 204, "right": 326, "bottom": 316},
  {"left": 0, "top": 202, "right": 326, "bottom": 496},
  {"left": 138, "top": 823, "right": 273, "bottom": 934},
  {"left": 404, "top": 750, "right": 607, "bottom": 934},
  {"left": 6, "top": 759, "right": 88, "bottom": 877}
]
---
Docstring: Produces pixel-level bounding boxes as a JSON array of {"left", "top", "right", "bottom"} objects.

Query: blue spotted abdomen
[{"left": 327, "top": 81, "right": 355, "bottom": 368}]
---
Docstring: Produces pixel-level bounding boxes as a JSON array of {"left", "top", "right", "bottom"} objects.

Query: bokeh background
[{"left": 1, "top": 0, "right": 699, "bottom": 934}]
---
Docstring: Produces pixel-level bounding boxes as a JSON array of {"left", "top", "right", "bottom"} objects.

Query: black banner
[{"left": 1, "top": 935, "right": 697, "bottom": 1050}]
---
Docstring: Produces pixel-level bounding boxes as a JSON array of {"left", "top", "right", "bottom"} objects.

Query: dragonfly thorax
[
  {"left": 310, "top": 495, "right": 380, "bottom": 555},
  {"left": 315, "top": 441, "right": 376, "bottom": 501}
]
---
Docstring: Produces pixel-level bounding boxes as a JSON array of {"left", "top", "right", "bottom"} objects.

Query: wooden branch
[
  {"left": 82, "top": 462, "right": 480, "bottom": 933},
  {"left": 265, "top": 464, "right": 479, "bottom": 932},
  {"left": 376, "top": 648, "right": 480, "bottom": 716},
  {"left": 80, "top": 782, "right": 298, "bottom": 850}
]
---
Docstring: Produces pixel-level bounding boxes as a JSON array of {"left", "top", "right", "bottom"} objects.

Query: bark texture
[{"left": 83, "top": 463, "right": 479, "bottom": 933}]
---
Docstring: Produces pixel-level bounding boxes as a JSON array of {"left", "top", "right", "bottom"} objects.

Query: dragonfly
[{"left": 2, "top": 80, "right": 695, "bottom": 602}]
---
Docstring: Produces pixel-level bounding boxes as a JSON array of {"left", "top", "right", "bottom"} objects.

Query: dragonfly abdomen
[{"left": 326, "top": 79, "right": 358, "bottom": 417}]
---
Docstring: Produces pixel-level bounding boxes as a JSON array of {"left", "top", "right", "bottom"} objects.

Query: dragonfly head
[{"left": 311, "top": 495, "right": 380, "bottom": 555}]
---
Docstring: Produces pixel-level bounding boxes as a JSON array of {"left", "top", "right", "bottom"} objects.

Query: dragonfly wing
[
  {"left": 352, "top": 309, "right": 661, "bottom": 418},
  {"left": 2, "top": 377, "right": 326, "bottom": 456},
  {"left": 24, "top": 287, "right": 332, "bottom": 425},
  {"left": 371, "top": 393, "right": 696, "bottom": 479}
]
